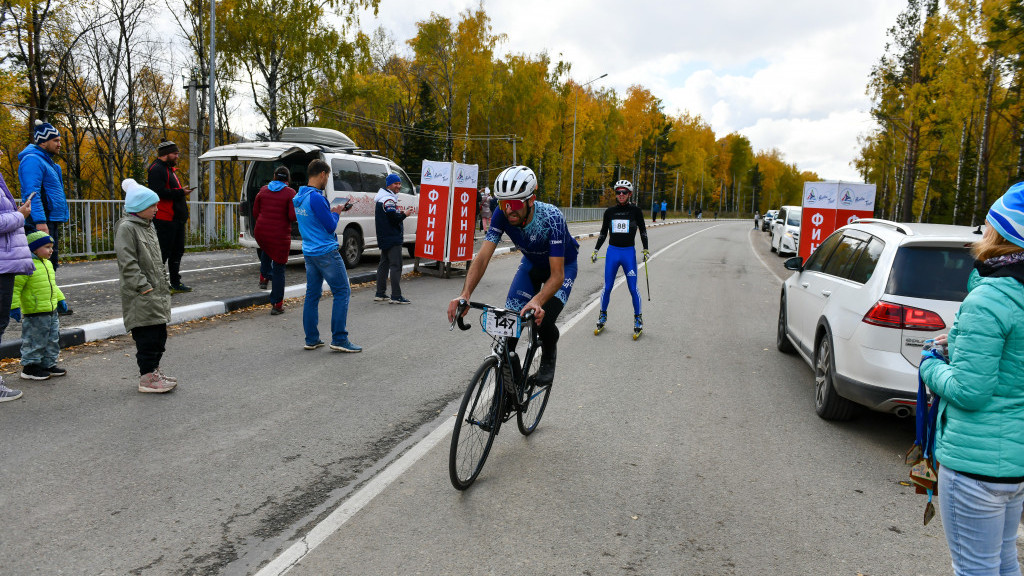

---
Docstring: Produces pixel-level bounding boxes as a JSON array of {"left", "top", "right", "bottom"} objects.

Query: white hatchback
[
  {"left": 770, "top": 205, "right": 801, "bottom": 255},
  {"left": 776, "top": 219, "right": 979, "bottom": 420}
]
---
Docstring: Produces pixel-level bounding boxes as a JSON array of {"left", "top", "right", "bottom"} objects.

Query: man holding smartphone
[
  {"left": 374, "top": 173, "right": 414, "bottom": 304},
  {"left": 147, "top": 141, "right": 193, "bottom": 293}
]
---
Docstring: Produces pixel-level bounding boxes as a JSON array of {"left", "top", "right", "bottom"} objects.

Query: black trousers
[
  {"left": 154, "top": 219, "right": 186, "bottom": 286},
  {"left": 375, "top": 244, "right": 404, "bottom": 299},
  {"left": 0, "top": 273, "right": 15, "bottom": 345},
  {"left": 130, "top": 324, "right": 167, "bottom": 375}
]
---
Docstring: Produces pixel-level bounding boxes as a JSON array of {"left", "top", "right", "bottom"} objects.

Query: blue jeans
[
  {"left": 939, "top": 465, "right": 1024, "bottom": 576},
  {"left": 21, "top": 311, "right": 59, "bottom": 367},
  {"left": 259, "top": 250, "right": 286, "bottom": 304},
  {"left": 302, "top": 250, "right": 351, "bottom": 346}
]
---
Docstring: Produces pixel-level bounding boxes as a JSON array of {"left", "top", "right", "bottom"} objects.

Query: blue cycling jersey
[{"left": 485, "top": 201, "right": 579, "bottom": 267}]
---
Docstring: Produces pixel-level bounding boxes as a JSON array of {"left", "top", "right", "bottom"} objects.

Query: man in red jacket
[{"left": 147, "top": 141, "right": 192, "bottom": 293}]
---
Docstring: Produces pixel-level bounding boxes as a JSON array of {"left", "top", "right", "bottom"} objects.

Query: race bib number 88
[
  {"left": 611, "top": 219, "right": 629, "bottom": 233},
  {"left": 484, "top": 309, "right": 521, "bottom": 338}
]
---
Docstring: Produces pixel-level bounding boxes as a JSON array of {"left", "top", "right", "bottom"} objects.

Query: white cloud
[{"left": 356, "top": 0, "right": 906, "bottom": 180}]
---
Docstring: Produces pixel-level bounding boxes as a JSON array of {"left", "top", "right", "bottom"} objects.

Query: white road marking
[
  {"left": 256, "top": 221, "right": 721, "bottom": 575},
  {"left": 748, "top": 228, "right": 786, "bottom": 284},
  {"left": 59, "top": 261, "right": 260, "bottom": 288}
]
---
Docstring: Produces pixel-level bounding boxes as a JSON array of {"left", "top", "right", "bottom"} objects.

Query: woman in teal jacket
[{"left": 921, "top": 182, "right": 1024, "bottom": 576}]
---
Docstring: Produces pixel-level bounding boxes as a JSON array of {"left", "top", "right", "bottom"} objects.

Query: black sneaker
[
  {"left": 20, "top": 364, "right": 51, "bottom": 380},
  {"left": 45, "top": 365, "right": 67, "bottom": 377},
  {"left": 170, "top": 283, "right": 193, "bottom": 293}
]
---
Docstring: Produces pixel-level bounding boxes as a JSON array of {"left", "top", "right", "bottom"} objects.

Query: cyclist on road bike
[
  {"left": 592, "top": 180, "right": 648, "bottom": 334},
  {"left": 447, "top": 165, "right": 579, "bottom": 387}
]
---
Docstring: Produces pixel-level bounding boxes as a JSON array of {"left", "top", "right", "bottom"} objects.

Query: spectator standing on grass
[
  {"left": 660, "top": 199, "right": 667, "bottom": 221},
  {"left": 920, "top": 182, "right": 1024, "bottom": 576},
  {"left": 374, "top": 174, "right": 413, "bottom": 305},
  {"left": 147, "top": 141, "right": 193, "bottom": 294},
  {"left": 115, "top": 179, "right": 176, "bottom": 393},
  {"left": 293, "top": 159, "right": 361, "bottom": 353},
  {"left": 11, "top": 231, "right": 69, "bottom": 381},
  {"left": 0, "top": 150, "right": 35, "bottom": 402},
  {"left": 253, "top": 166, "right": 296, "bottom": 315}
]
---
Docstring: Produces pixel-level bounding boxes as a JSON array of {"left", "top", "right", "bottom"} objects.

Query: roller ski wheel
[
  {"left": 632, "top": 329, "right": 642, "bottom": 340},
  {"left": 595, "top": 325, "right": 604, "bottom": 335},
  {"left": 595, "top": 311, "right": 607, "bottom": 336},
  {"left": 633, "top": 314, "right": 643, "bottom": 340}
]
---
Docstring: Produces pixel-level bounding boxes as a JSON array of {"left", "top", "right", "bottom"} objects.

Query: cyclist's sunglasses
[
  {"left": 499, "top": 198, "right": 530, "bottom": 212},
  {"left": 615, "top": 189, "right": 630, "bottom": 196}
]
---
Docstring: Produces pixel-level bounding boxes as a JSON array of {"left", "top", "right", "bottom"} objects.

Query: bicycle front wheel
[
  {"left": 516, "top": 345, "right": 551, "bottom": 436},
  {"left": 449, "top": 356, "right": 502, "bottom": 490}
]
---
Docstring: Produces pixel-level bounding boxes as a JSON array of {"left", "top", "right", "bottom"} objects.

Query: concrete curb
[{"left": 0, "top": 219, "right": 701, "bottom": 359}]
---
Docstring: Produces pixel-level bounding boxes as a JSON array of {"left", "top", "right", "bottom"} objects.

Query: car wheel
[
  {"left": 769, "top": 233, "right": 777, "bottom": 253},
  {"left": 814, "top": 332, "right": 855, "bottom": 421},
  {"left": 340, "top": 228, "right": 363, "bottom": 269},
  {"left": 777, "top": 293, "right": 795, "bottom": 354}
]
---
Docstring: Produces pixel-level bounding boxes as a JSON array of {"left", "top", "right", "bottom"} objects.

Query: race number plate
[
  {"left": 483, "top": 309, "right": 521, "bottom": 338},
  {"left": 611, "top": 219, "right": 629, "bottom": 233}
]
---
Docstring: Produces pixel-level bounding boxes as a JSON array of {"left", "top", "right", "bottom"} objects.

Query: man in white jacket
[{"left": 374, "top": 174, "right": 414, "bottom": 304}]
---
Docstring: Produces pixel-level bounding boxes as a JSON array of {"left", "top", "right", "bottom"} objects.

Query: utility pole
[
  {"left": 207, "top": 0, "right": 217, "bottom": 242},
  {"left": 186, "top": 71, "right": 200, "bottom": 234},
  {"left": 673, "top": 171, "right": 679, "bottom": 213}
]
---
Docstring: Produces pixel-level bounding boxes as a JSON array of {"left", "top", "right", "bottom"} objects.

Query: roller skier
[{"left": 591, "top": 180, "right": 648, "bottom": 338}]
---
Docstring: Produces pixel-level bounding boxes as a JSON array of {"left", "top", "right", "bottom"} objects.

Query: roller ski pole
[
  {"left": 633, "top": 314, "right": 644, "bottom": 340},
  {"left": 594, "top": 310, "right": 607, "bottom": 335},
  {"left": 642, "top": 251, "right": 651, "bottom": 301}
]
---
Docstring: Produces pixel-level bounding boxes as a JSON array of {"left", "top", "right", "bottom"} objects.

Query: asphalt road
[{"left": 0, "top": 221, "right": 978, "bottom": 575}]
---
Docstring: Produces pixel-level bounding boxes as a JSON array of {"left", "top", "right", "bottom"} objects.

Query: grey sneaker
[
  {"left": 373, "top": 294, "right": 389, "bottom": 302},
  {"left": 156, "top": 368, "right": 177, "bottom": 383},
  {"left": 329, "top": 339, "right": 362, "bottom": 353},
  {"left": 303, "top": 341, "right": 325, "bottom": 350},
  {"left": 0, "top": 383, "right": 23, "bottom": 402}
]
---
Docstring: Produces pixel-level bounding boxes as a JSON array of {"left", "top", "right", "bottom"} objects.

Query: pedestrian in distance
[
  {"left": 660, "top": 199, "right": 667, "bottom": 221},
  {"left": 591, "top": 180, "right": 648, "bottom": 338},
  {"left": 651, "top": 201, "right": 657, "bottom": 223},
  {"left": 253, "top": 165, "right": 297, "bottom": 315},
  {"left": 11, "top": 231, "right": 69, "bottom": 380},
  {"left": 0, "top": 151, "right": 37, "bottom": 402},
  {"left": 18, "top": 119, "right": 73, "bottom": 316},
  {"left": 374, "top": 173, "right": 414, "bottom": 305},
  {"left": 480, "top": 187, "right": 492, "bottom": 229},
  {"left": 115, "top": 179, "right": 176, "bottom": 393},
  {"left": 754, "top": 210, "right": 760, "bottom": 230},
  {"left": 147, "top": 141, "right": 193, "bottom": 294},
  {"left": 920, "top": 182, "right": 1024, "bottom": 576},
  {"left": 293, "top": 159, "right": 361, "bottom": 353}
]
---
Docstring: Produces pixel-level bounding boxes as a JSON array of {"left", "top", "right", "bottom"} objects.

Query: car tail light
[{"left": 863, "top": 301, "right": 945, "bottom": 331}]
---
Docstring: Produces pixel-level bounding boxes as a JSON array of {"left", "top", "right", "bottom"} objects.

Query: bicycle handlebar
[{"left": 449, "top": 299, "right": 536, "bottom": 332}]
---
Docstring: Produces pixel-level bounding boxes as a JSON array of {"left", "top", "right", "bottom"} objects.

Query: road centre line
[{"left": 256, "top": 221, "right": 720, "bottom": 576}]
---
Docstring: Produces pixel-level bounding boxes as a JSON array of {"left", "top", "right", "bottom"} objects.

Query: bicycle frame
[{"left": 453, "top": 300, "right": 539, "bottom": 412}]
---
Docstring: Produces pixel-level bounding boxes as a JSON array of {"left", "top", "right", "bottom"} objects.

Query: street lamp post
[{"left": 569, "top": 73, "right": 607, "bottom": 210}]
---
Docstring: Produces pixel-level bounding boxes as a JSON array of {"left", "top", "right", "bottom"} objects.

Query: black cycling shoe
[{"left": 531, "top": 344, "right": 557, "bottom": 387}]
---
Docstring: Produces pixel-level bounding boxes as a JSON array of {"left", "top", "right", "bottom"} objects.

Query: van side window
[
  {"left": 388, "top": 164, "right": 415, "bottom": 195},
  {"left": 360, "top": 162, "right": 388, "bottom": 192},
  {"left": 332, "top": 159, "right": 361, "bottom": 191}
]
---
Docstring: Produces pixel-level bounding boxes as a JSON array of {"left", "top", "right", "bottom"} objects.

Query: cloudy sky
[{"left": 356, "top": 0, "right": 905, "bottom": 181}]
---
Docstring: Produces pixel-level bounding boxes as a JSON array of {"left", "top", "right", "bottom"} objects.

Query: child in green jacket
[{"left": 11, "top": 230, "right": 68, "bottom": 380}]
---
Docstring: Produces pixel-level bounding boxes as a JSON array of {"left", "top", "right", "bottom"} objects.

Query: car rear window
[{"left": 886, "top": 246, "right": 975, "bottom": 301}]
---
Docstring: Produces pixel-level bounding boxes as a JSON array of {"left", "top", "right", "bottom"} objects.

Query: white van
[
  {"left": 199, "top": 127, "right": 418, "bottom": 268},
  {"left": 770, "top": 205, "right": 802, "bottom": 256}
]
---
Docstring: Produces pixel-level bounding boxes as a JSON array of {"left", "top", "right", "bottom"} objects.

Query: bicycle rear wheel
[
  {"left": 449, "top": 356, "right": 503, "bottom": 490},
  {"left": 516, "top": 343, "right": 551, "bottom": 436}
]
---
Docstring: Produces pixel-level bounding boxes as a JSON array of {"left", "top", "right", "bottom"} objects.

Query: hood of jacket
[
  {"left": 968, "top": 258, "right": 1024, "bottom": 312},
  {"left": 374, "top": 188, "right": 397, "bottom": 204},
  {"left": 268, "top": 180, "right": 286, "bottom": 192},
  {"left": 294, "top": 185, "right": 320, "bottom": 205},
  {"left": 17, "top": 143, "right": 56, "bottom": 166}
]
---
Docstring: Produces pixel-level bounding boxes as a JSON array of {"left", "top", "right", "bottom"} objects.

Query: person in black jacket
[
  {"left": 373, "top": 174, "right": 414, "bottom": 304},
  {"left": 147, "top": 141, "right": 193, "bottom": 293},
  {"left": 591, "top": 180, "right": 649, "bottom": 335}
]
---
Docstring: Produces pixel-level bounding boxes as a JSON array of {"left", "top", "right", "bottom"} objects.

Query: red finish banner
[
  {"left": 415, "top": 160, "right": 451, "bottom": 260},
  {"left": 448, "top": 164, "right": 478, "bottom": 262}
]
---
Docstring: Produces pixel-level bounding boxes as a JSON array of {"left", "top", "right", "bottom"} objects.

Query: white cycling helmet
[
  {"left": 493, "top": 165, "right": 538, "bottom": 200},
  {"left": 614, "top": 180, "right": 634, "bottom": 193}
]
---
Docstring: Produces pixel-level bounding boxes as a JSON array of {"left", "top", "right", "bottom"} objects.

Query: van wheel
[
  {"left": 814, "top": 333, "right": 855, "bottom": 421},
  {"left": 340, "top": 228, "right": 363, "bottom": 268}
]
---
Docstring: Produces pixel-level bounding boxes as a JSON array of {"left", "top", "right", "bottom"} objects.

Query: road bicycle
[{"left": 448, "top": 299, "right": 552, "bottom": 490}]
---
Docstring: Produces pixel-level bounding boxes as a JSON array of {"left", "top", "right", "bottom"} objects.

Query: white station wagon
[{"left": 776, "top": 219, "right": 979, "bottom": 420}]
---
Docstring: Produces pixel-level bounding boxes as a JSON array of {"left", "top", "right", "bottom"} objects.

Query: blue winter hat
[
  {"left": 385, "top": 174, "right": 401, "bottom": 187},
  {"left": 26, "top": 230, "right": 54, "bottom": 252},
  {"left": 32, "top": 119, "right": 60, "bottom": 144},
  {"left": 987, "top": 182, "right": 1024, "bottom": 249},
  {"left": 121, "top": 178, "right": 160, "bottom": 213}
]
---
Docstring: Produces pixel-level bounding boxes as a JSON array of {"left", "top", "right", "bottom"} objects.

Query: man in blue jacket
[
  {"left": 17, "top": 120, "right": 69, "bottom": 269},
  {"left": 293, "top": 159, "right": 361, "bottom": 353},
  {"left": 374, "top": 173, "right": 414, "bottom": 305}
]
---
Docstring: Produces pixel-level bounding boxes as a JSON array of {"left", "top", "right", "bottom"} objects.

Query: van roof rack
[
  {"left": 280, "top": 126, "right": 356, "bottom": 149},
  {"left": 850, "top": 218, "right": 914, "bottom": 236}
]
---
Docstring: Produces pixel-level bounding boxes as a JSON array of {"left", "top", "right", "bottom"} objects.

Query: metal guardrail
[{"left": 43, "top": 200, "right": 239, "bottom": 257}]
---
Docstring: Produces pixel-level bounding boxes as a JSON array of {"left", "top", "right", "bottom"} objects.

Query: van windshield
[
  {"left": 885, "top": 246, "right": 974, "bottom": 301},
  {"left": 787, "top": 210, "right": 801, "bottom": 226}
]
